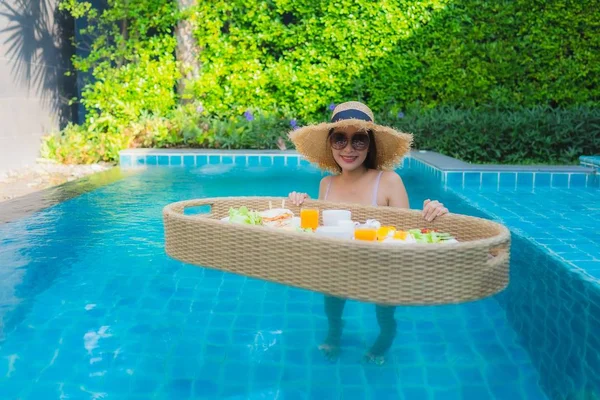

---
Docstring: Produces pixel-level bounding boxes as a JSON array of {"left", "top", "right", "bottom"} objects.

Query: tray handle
[{"left": 167, "top": 199, "right": 216, "bottom": 216}]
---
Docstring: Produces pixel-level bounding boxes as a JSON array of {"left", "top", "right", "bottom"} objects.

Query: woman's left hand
[{"left": 422, "top": 199, "right": 448, "bottom": 222}]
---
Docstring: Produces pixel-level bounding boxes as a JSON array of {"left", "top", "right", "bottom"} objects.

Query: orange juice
[
  {"left": 300, "top": 208, "right": 319, "bottom": 230},
  {"left": 394, "top": 230, "right": 408, "bottom": 240},
  {"left": 376, "top": 226, "right": 395, "bottom": 241},
  {"left": 354, "top": 228, "right": 377, "bottom": 241}
]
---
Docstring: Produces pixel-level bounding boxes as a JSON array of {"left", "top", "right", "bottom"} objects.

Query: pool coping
[
  {"left": 414, "top": 151, "right": 594, "bottom": 173},
  {"left": 0, "top": 167, "right": 136, "bottom": 225}
]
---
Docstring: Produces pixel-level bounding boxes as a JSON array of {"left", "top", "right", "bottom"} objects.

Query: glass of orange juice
[
  {"left": 354, "top": 227, "right": 377, "bottom": 241},
  {"left": 300, "top": 208, "right": 319, "bottom": 230}
]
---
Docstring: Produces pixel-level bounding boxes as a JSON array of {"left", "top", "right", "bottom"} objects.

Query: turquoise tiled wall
[
  {"left": 408, "top": 158, "right": 597, "bottom": 189},
  {"left": 120, "top": 151, "right": 597, "bottom": 189},
  {"left": 119, "top": 152, "right": 411, "bottom": 171}
]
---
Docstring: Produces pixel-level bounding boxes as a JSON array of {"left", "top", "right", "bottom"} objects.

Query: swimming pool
[{"left": 0, "top": 152, "right": 597, "bottom": 399}]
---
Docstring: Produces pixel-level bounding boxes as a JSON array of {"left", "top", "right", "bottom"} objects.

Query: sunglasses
[{"left": 329, "top": 131, "right": 370, "bottom": 151}]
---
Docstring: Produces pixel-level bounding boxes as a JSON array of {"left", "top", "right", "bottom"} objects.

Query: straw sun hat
[{"left": 289, "top": 101, "right": 413, "bottom": 173}]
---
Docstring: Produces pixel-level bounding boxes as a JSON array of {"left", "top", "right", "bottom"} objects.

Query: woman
[{"left": 287, "top": 101, "right": 449, "bottom": 364}]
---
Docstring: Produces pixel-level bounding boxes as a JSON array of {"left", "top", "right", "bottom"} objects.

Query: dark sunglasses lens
[
  {"left": 352, "top": 134, "right": 369, "bottom": 150},
  {"left": 330, "top": 133, "right": 348, "bottom": 150}
]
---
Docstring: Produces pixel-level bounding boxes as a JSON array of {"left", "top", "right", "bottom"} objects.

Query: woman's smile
[{"left": 340, "top": 155, "right": 359, "bottom": 164}]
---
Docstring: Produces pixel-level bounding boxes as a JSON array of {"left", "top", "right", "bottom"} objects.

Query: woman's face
[{"left": 329, "top": 126, "right": 370, "bottom": 172}]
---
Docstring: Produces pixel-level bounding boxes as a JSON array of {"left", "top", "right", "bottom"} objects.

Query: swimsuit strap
[
  {"left": 372, "top": 171, "right": 383, "bottom": 205},
  {"left": 324, "top": 176, "right": 333, "bottom": 200}
]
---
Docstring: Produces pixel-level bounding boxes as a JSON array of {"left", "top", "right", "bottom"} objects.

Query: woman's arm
[{"left": 317, "top": 176, "right": 331, "bottom": 200}]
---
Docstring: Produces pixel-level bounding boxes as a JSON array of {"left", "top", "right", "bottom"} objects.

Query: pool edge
[{"left": 0, "top": 167, "right": 137, "bottom": 225}]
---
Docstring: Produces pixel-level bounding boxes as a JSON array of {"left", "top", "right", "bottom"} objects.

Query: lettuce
[
  {"left": 228, "top": 206, "right": 263, "bottom": 225},
  {"left": 408, "top": 229, "right": 455, "bottom": 243}
]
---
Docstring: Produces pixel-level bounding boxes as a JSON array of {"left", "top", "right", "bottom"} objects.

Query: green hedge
[
  {"left": 192, "top": 0, "right": 600, "bottom": 120},
  {"left": 386, "top": 105, "right": 600, "bottom": 165}
]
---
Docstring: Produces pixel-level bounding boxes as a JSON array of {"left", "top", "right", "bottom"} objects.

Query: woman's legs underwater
[
  {"left": 319, "top": 295, "right": 397, "bottom": 362},
  {"left": 366, "top": 304, "right": 397, "bottom": 362},
  {"left": 319, "top": 295, "right": 346, "bottom": 358}
]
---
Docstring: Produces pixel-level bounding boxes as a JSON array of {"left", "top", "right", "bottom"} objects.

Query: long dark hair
[{"left": 327, "top": 128, "right": 377, "bottom": 171}]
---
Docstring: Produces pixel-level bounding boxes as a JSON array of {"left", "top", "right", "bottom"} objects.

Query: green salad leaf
[
  {"left": 228, "top": 206, "right": 263, "bottom": 225},
  {"left": 408, "top": 229, "right": 455, "bottom": 243}
]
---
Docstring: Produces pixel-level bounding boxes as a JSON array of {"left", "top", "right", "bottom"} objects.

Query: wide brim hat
[{"left": 289, "top": 101, "right": 413, "bottom": 173}]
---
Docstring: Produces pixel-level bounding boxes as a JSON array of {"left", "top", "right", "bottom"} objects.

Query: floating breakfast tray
[{"left": 163, "top": 197, "right": 511, "bottom": 306}]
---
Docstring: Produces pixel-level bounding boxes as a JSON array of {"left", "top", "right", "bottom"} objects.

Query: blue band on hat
[{"left": 331, "top": 109, "right": 372, "bottom": 123}]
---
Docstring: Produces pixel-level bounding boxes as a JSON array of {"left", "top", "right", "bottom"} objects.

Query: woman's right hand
[{"left": 288, "top": 191, "right": 309, "bottom": 206}]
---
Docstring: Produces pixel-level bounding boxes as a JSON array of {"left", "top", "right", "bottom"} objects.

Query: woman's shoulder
[
  {"left": 319, "top": 174, "right": 335, "bottom": 185},
  {"left": 378, "top": 170, "right": 406, "bottom": 191},
  {"left": 377, "top": 169, "right": 402, "bottom": 182}
]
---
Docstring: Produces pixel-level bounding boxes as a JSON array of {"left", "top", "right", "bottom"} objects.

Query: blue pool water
[{"left": 0, "top": 162, "right": 587, "bottom": 399}]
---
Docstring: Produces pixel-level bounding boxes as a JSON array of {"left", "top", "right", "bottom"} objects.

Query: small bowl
[{"left": 322, "top": 209, "right": 352, "bottom": 227}]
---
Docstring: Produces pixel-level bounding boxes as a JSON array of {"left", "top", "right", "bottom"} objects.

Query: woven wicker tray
[{"left": 163, "top": 196, "right": 510, "bottom": 305}]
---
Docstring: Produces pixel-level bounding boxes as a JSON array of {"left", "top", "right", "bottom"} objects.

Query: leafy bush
[
  {"left": 41, "top": 103, "right": 298, "bottom": 163},
  {"left": 45, "top": 0, "right": 180, "bottom": 163},
  {"left": 384, "top": 106, "right": 600, "bottom": 165},
  {"left": 42, "top": 104, "right": 599, "bottom": 165},
  {"left": 191, "top": 0, "right": 600, "bottom": 119}
]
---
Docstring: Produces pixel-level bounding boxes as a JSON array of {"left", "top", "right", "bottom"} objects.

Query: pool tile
[
  {"left": 398, "top": 366, "right": 425, "bottom": 385},
  {"left": 464, "top": 172, "right": 481, "bottom": 187},
  {"left": 499, "top": 172, "right": 516, "bottom": 187},
  {"left": 341, "top": 387, "right": 367, "bottom": 400},
  {"left": 402, "top": 386, "right": 430, "bottom": 399},
  {"left": 282, "top": 366, "right": 308, "bottom": 385},
  {"left": 462, "top": 385, "right": 492, "bottom": 399},
  {"left": 234, "top": 156, "right": 246, "bottom": 166},
  {"left": 208, "top": 155, "right": 220, "bottom": 164},
  {"left": 516, "top": 173, "right": 534, "bottom": 188},
  {"left": 433, "top": 388, "right": 463, "bottom": 400},
  {"left": 193, "top": 379, "right": 219, "bottom": 397},
  {"left": 254, "top": 364, "right": 282, "bottom": 385},
  {"left": 260, "top": 156, "right": 273, "bottom": 166},
  {"left": 535, "top": 173, "right": 551, "bottom": 187},
  {"left": 309, "top": 387, "right": 341, "bottom": 399},
  {"left": 170, "top": 155, "right": 182, "bottom": 166},
  {"left": 482, "top": 172, "right": 499, "bottom": 187},
  {"left": 146, "top": 155, "right": 157, "bottom": 165},
  {"left": 447, "top": 172, "right": 463, "bottom": 187},
  {"left": 273, "top": 156, "right": 285, "bottom": 167},
  {"left": 287, "top": 156, "right": 299, "bottom": 166},
  {"left": 552, "top": 173, "right": 569, "bottom": 187},
  {"left": 570, "top": 174, "right": 587, "bottom": 187},
  {"left": 183, "top": 155, "right": 195, "bottom": 166},
  {"left": 158, "top": 155, "right": 169, "bottom": 165},
  {"left": 248, "top": 156, "right": 259, "bottom": 167},
  {"left": 196, "top": 155, "right": 207, "bottom": 166},
  {"left": 222, "top": 156, "right": 233, "bottom": 164},
  {"left": 426, "top": 366, "right": 459, "bottom": 388}
]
